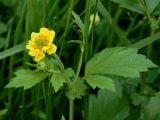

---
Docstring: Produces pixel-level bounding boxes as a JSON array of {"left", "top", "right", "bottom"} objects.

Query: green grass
[{"left": 0, "top": 0, "right": 160, "bottom": 120}]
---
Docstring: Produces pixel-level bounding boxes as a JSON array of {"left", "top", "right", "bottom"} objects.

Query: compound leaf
[
  {"left": 5, "top": 69, "right": 50, "bottom": 90},
  {"left": 85, "top": 47, "right": 157, "bottom": 78}
]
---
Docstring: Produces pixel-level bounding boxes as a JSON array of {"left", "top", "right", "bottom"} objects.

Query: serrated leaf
[
  {"left": 145, "top": 92, "right": 160, "bottom": 117},
  {"left": 88, "top": 90, "right": 129, "bottom": 120},
  {"left": 72, "top": 11, "right": 84, "bottom": 33},
  {"left": 5, "top": 69, "right": 50, "bottom": 90},
  {"left": 85, "top": 75, "right": 115, "bottom": 92},
  {"left": 66, "top": 78, "right": 87, "bottom": 100},
  {"left": 85, "top": 47, "right": 157, "bottom": 78},
  {"left": 65, "top": 68, "right": 75, "bottom": 80},
  {"left": 51, "top": 73, "right": 65, "bottom": 92},
  {"left": 111, "top": 0, "right": 144, "bottom": 14}
]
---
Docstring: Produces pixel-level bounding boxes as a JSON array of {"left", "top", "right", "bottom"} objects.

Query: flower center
[{"left": 35, "top": 39, "right": 45, "bottom": 46}]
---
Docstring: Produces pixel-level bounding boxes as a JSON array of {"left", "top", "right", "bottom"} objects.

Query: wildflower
[{"left": 26, "top": 27, "right": 57, "bottom": 62}]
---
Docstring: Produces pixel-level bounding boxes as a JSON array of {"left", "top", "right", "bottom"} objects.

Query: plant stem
[
  {"left": 141, "top": 29, "right": 155, "bottom": 92},
  {"left": 53, "top": 54, "right": 74, "bottom": 120},
  {"left": 75, "top": 48, "right": 84, "bottom": 80},
  {"left": 69, "top": 99, "right": 74, "bottom": 120},
  {"left": 84, "top": 0, "right": 91, "bottom": 63},
  {"left": 140, "top": 1, "right": 156, "bottom": 93},
  {"left": 53, "top": 54, "right": 72, "bottom": 89},
  {"left": 90, "top": 0, "right": 98, "bottom": 58},
  {"left": 84, "top": 96, "right": 89, "bottom": 120}
]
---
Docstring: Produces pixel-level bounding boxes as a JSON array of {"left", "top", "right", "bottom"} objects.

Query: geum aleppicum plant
[
  {"left": 5, "top": 20, "right": 158, "bottom": 120},
  {"left": 5, "top": 27, "right": 86, "bottom": 120}
]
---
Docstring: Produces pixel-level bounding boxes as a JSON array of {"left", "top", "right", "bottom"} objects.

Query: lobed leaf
[
  {"left": 85, "top": 47, "right": 157, "bottom": 78},
  {"left": 85, "top": 75, "right": 115, "bottom": 92},
  {"left": 51, "top": 73, "right": 65, "bottom": 92},
  {"left": 66, "top": 78, "right": 87, "bottom": 100},
  {"left": 5, "top": 69, "right": 50, "bottom": 90}
]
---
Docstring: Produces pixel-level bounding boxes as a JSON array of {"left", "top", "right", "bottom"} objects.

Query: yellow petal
[
  {"left": 47, "top": 44, "right": 57, "bottom": 55},
  {"left": 48, "top": 30, "right": 55, "bottom": 43},
  {"left": 34, "top": 50, "right": 45, "bottom": 62},
  {"left": 29, "top": 49, "right": 36, "bottom": 56},
  {"left": 40, "top": 27, "right": 50, "bottom": 35},
  {"left": 26, "top": 44, "right": 34, "bottom": 50},
  {"left": 31, "top": 32, "right": 39, "bottom": 40},
  {"left": 40, "top": 27, "right": 55, "bottom": 43},
  {"left": 42, "top": 46, "right": 50, "bottom": 51}
]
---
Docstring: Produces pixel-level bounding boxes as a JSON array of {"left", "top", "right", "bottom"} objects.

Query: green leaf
[
  {"left": 5, "top": 69, "right": 50, "bottom": 90},
  {"left": 65, "top": 68, "right": 75, "bottom": 80},
  {"left": 61, "top": 115, "right": 66, "bottom": 120},
  {"left": 85, "top": 47, "right": 157, "bottom": 78},
  {"left": 0, "top": 38, "right": 7, "bottom": 49},
  {"left": 32, "top": 110, "right": 46, "bottom": 120},
  {"left": 68, "top": 40, "right": 83, "bottom": 46},
  {"left": 0, "top": 22, "right": 7, "bottom": 34},
  {"left": 145, "top": 0, "right": 160, "bottom": 14},
  {"left": 1, "top": 0, "right": 16, "bottom": 7},
  {"left": 85, "top": 75, "right": 115, "bottom": 92},
  {"left": 66, "top": 78, "right": 87, "bottom": 100},
  {"left": 51, "top": 73, "right": 65, "bottom": 92},
  {"left": 72, "top": 11, "right": 84, "bottom": 33},
  {"left": 145, "top": 92, "right": 160, "bottom": 117},
  {"left": 0, "top": 109, "right": 8, "bottom": 118},
  {"left": 111, "top": 0, "right": 144, "bottom": 14},
  {"left": 88, "top": 90, "right": 129, "bottom": 120},
  {"left": 0, "top": 42, "right": 26, "bottom": 60},
  {"left": 129, "top": 32, "right": 160, "bottom": 49},
  {"left": 131, "top": 93, "right": 149, "bottom": 106}
]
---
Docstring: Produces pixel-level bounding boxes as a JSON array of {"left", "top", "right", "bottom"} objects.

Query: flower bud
[
  {"left": 37, "top": 61, "right": 47, "bottom": 71},
  {"left": 90, "top": 13, "right": 100, "bottom": 24}
]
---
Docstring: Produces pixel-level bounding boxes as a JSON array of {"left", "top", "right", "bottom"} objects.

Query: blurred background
[{"left": 0, "top": 0, "right": 160, "bottom": 120}]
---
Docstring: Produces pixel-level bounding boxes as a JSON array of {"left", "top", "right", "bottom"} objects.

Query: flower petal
[
  {"left": 26, "top": 44, "right": 34, "bottom": 50},
  {"left": 48, "top": 30, "right": 55, "bottom": 43},
  {"left": 31, "top": 32, "right": 39, "bottom": 40},
  {"left": 34, "top": 50, "right": 45, "bottom": 62},
  {"left": 42, "top": 46, "right": 50, "bottom": 51},
  {"left": 40, "top": 27, "right": 50, "bottom": 35},
  {"left": 40, "top": 27, "right": 55, "bottom": 43},
  {"left": 47, "top": 44, "right": 57, "bottom": 55},
  {"left": 29, "top": 49, "right": 36, "bottom": 56}
]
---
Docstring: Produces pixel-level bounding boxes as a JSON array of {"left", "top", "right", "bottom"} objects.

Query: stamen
[{"left": 35, "top": 39, "right": 45, "bottom": 46}]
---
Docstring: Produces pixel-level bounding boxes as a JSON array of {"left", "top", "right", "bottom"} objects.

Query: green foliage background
[{"left": 0, "top": 0, "right": 160, "bottom": 120}]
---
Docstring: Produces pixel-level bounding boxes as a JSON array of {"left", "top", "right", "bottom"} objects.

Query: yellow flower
[{"left": 26, "top": 27, "right": 57, "bottom": 62}]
